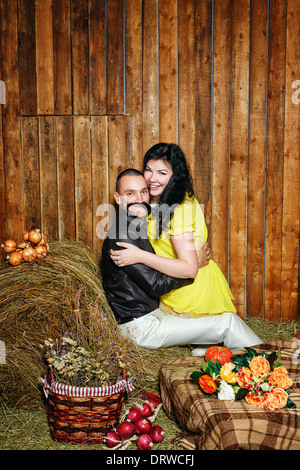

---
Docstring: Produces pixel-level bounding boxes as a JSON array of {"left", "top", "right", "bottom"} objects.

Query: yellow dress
[{"left": 148, "top": 194, "right": 236, "bottom": 316}]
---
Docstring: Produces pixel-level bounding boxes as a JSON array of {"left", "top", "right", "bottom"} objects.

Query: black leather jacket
[{"left": 101, "top": 209, "right": 193, "bottom": 324}]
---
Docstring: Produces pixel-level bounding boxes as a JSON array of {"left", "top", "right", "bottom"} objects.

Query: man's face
[{"left": 114, "top": 174, "right": 150, "bottom": 217}]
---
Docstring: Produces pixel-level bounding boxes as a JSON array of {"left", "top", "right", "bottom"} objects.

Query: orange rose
[
  {"left": 249, "top": 356, "right": 270, "bottom": 375},
  {"left": 236, "top": 367, "right": 253, "bottom": 388},
  {"left": 265, "top": 387, "right": 288, "bottom": 410},
  {"left": 245, "top": 392, "right": 267, "bottom": 409},
  {"left": 269, "top": 366, "right": 293, "bottom": 390},
  {"left": 199, "top": 374, "right": 217, "bottom": 394}
]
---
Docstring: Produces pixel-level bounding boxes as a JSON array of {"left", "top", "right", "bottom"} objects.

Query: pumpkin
[{"left": 204, "top": 346, "right": 233, "bottom": 366}]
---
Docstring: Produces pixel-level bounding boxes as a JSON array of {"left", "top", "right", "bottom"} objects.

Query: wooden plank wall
[{"left": 0, "top": 0, "right": 299, "bottom": 322}]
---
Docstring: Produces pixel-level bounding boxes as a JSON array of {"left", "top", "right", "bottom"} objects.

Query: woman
[
  {"left": 111, "top": 143, "right": 236, "bottom": 317},
  {"left": 110, "top": 143, "right": 262, "bottom": 352}
]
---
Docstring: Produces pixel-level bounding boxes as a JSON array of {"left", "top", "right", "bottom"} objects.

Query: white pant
[{"left": 119, "top": 308, "right": 262, "bottom": 352}]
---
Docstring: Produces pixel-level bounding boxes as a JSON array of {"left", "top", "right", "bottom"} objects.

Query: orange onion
[
  {"left": 38, "top": 233, "right": 47, "bottom": 246},
  {"left": 22, "top": 246, "right": 37, "bottom": 262},
  {"left": 8, "top": 251, "right": 23, "bottom": 266},
  {"left": 28, "top": 229, "right": 42, "bottom": 245},
  {"left": 35, "top": 245, "right": 47, "bottom": 259},
  {"left": 22, "top": 231, "right": 30, "bottom": 241},
  {"left": 1, "top": 239, "right": 17, "bottom": 253},
  {"left": 17, "top": 242, "right": 30, "bottom": 249}
]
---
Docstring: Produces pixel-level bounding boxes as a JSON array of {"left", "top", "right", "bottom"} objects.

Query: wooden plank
[
  {"left": 73, "top": 116, "right": 92, "bottom": 243},
  {"left": 281, "top": 0, "right": 300, "bottom": 320},
  {"left": 142, "top": 0, "right": 159, "bottom": 154},
  {"left": 125, "top": 0, "right": 142, "bottom": 115},
  {"left": 18, "top": 0, "right": 37, "bottom": 115},
  {"left": 0, "top": 2, "right": 6, "bottom": 244},
  {"left": 39, "top": 116, "right": 58, "bottom": 241},
  {"left": 0, "top": 106, "right": 5, "bottom": 245},
  {"left": 108, "top": 115, "right": 130, "bottom": 207},
  {"left": 91, "top": 116, "right": 109, "bottom": 248},
  {"left": 264, "top": 0, "right": 287, "bottom": 321},
  {"left": 71, "top": 0, "right": 89, "bottom": 115},
  {"left": 53, "top": 0, "right": 72, "bottom": 115},
  {"left": 0, "top": 0, "right": 23, "bottom": 241},
  {"left": 177, "top": 0, "right": 195, "bottom": 177},
  {"left": 193, "top": 0, "right": 212, "bottom": 239},
  {"left": 211, "top": 0, "right": 231, "bottom": 278},
  {"left": 35, "top": 0, "right": 54, "bottom": 114},
  {"left": 125, "top": 0, "right": 143, "bottom": 169},
  {"left": 246, "top": 0, "right": 268, "bottom": 317},
  {"left": 56, "top": 116, "right": 76, "bottom": 240},
  {"left": 229, "top": 0, "right": 250, "bottom": 319},
  {"left": 89, "top": 0, "right": 107, "bottom": 115},
  {"left": 159, "top": 0, "right": 177, "bottom": 142},
  {"left": 107, "top": 0, "right": 124, "bottom": 115},
  {"left": 21, "top": 117, "right": 41, "bottom": 231}
]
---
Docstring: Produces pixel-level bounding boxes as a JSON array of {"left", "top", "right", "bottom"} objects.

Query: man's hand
[{"left": 196, "top": 240, "right": 211, "bottom": 268}]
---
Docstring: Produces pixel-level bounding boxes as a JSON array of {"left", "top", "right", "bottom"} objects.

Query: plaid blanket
[{"left": 160, "top": 337, "right": 300, "bottom": 450}]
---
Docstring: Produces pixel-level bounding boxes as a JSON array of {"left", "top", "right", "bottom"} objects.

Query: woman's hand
[
  {"left": 196, "top": 239, "right": 211, "bottom": 268},
  {"left": 110, "top": 242, "right": 144, "bottom": 267}
]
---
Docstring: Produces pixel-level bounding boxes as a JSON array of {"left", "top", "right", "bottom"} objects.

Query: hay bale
[
  {"left": 0, "top": 240, "right": 190, "bottom": 406},
  {"left": 0, "top": 241, "right": 110, "bottom": 404}
]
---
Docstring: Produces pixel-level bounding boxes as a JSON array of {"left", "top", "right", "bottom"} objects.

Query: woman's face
[{"left": 144, "top": 159, "right": 173, "bottom": 198}]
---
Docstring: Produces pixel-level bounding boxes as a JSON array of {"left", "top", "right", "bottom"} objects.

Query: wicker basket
[{"left": 40, "top": 372, "right": 135, "bottom": 445}]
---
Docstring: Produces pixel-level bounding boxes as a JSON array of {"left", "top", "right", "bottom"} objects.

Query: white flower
[
  {"left": 260, "top": 382, "right": 270, "bottom": 392},
  {"left": 217, "top": 380, "right": 236, "bottom": 402}
]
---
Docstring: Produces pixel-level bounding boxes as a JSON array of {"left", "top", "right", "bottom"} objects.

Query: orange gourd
[{"left": 204, "top": 346, "right": 233, "bottom": 366}]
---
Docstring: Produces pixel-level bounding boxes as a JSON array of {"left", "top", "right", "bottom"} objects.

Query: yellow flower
[{"left": 220, "top": 362, "right": 237, "bottom": 384}]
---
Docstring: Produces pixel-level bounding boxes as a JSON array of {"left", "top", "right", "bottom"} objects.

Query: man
[
  {"left": 102, "top": 169, "right": 262, "bottom": 353},
  {"left": 102, "top": 168, "right": 195, "bottom": 325}
]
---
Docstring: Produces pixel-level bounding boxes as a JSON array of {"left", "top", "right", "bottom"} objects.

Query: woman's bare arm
[{"left": 110, "top": 231, "right": 199, "bottom": 278}]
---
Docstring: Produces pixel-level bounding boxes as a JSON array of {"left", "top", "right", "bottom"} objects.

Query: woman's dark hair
[{"left": 143, "top": 143, "right": 194, "bottom": 235}]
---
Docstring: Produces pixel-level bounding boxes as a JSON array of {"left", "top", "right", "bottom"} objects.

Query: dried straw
[
  {"left": 0, "top": 239, "right": 298, "bottom": 450},
  {"left": 0, "top": 240, "right": 124, "bottom": 404},
  {"left": 0, "top": 240, "right": 190, "bottom": 406}
]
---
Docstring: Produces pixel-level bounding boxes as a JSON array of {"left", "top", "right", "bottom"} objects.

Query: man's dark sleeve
[{"left": 112, "top": 236, "right": 193, "bottom": 298}]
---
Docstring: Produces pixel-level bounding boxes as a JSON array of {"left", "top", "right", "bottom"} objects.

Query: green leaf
[
  {"left": 267, "top": 351, "right": 277, "bottom": 368},
  {"left": 274, "top": 362, "right": 284, "bottom": 368},
  {"left": 244, "top": 347, "right": 257, "bottom": 360},
  {"left": 231, "top": 355, "right": 248, "bottom": 371},
  {"left": 204, "top": 362, "right": 221, "bottom": 380},
  {"left": 235, "top": 387, "right": 249, "bottom": 400},
  {"left": 277, "top": 346, "right": 281, "bottom": 362},
  {"left": 273, "top": 347, "right": 282, "bottom": 369},
  {"left": 190, "top": 371, "right": 204, "bottom": 381},
  {"left": 286, "top": 397, "right": 296, "bottom": 409}
]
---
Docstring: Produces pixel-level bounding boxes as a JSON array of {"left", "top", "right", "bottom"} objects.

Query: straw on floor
[{"left": 0, "top": 240, "right": 298, "bottom": 450}]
